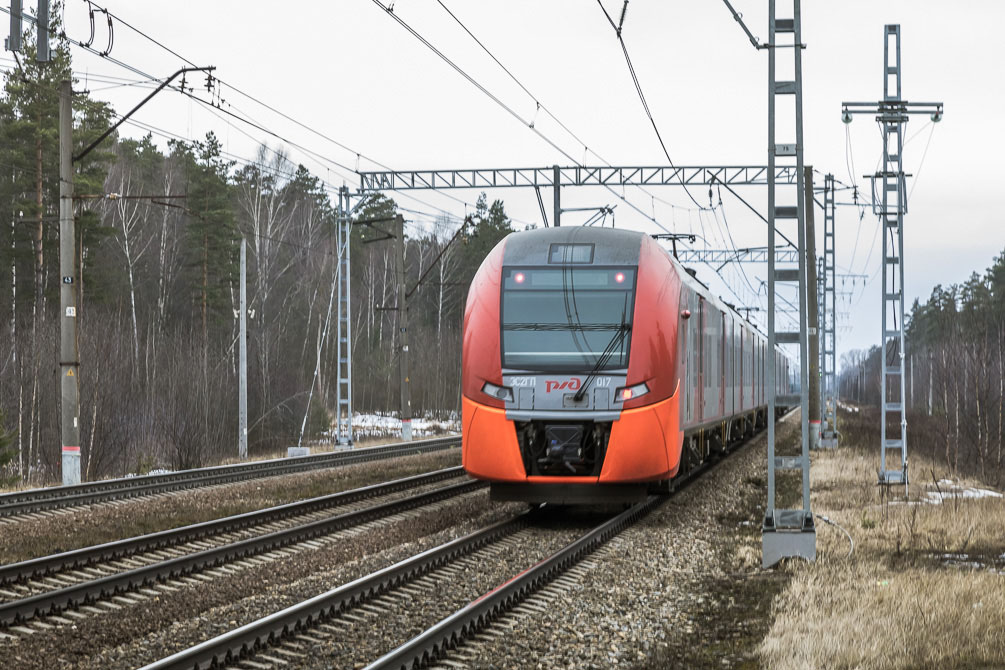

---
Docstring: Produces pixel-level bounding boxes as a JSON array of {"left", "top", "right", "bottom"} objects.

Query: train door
[
  {"left": 740, "top": 327, "right": 746, "bottom": 411},
  {"left": 697, "top": 297, "right": 705, "bottom": 423},
  {"left": 720, "top": 313, "right": 727, "bottom": 418},
  {"left": 680, "top": 288, "right": 693, "bottom": 425}
]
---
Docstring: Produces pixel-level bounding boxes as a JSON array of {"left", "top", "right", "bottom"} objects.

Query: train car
[{"left": 461, "top": 226, "right": 792, "bottom": 503}]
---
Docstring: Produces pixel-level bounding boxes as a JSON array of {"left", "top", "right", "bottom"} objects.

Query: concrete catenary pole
[
  {"left": 805, "top": 166, "right": 820, "bottom": 449},
  {"left": 59, "top": 80, "right": 80, "bottom": 485},
  {"left": 396, "top": 215, "right": 412, "bottom": 441},
  {"left": 238, "top": 238, "right": 248, "bottom": 460}
]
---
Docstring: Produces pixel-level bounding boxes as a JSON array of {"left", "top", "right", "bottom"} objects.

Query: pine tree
[
  {"left": 170, "top": 133, "right": 237, "bottom": 343},
  {"left": 0, "top": 408, "right": 15, "bottom": 486}
]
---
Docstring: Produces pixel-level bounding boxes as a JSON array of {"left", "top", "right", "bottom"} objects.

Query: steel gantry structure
[
  {"left": 359, "top": 165, "right": 799, "bottom": 194},
  {"left": 842, "top": 25, "right": 943, "bottom": 494},
  {"left": 676, "top": 247, "right": 799, "bottom": 266}
]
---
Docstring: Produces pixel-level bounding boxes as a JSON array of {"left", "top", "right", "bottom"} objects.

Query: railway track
[
  {"left": 0, "top": 435, "right": 459, "bottom": 520},
  {"left": 137, "top": 508, "right": 589, "bottom": 670},
  {"left": 0, "top": 468, "right": 483, "bottom": 631},
  {"left": 139, "top": 415, "right": 781, "bottom": 670}
]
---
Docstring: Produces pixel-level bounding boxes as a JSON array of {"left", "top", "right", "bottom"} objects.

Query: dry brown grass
[
  {"left": 759, "top": 408, "right": 1005, "bottom": 669},
  {"left": 761, "top": 563, "right": 1005, "bottom": 669}
]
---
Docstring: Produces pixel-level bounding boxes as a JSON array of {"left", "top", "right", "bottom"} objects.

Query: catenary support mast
[
  {"left": 820, "top": 174, "right": 838, "bottom": 447},
  {"left": 335, "top": 187, "right": 354, "bottom": 447},
  {"left": 762, "top": 0, "right": 815, "bottom": 567},
  {"left": 59, "top": 80, "right": 80, "bottom": 485},
  {"left": 842, "top": 25, "right": 943, "bottom": 494}
]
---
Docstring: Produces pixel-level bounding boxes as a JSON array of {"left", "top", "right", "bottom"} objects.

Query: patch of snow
[
  {"left": 923, "top": 482, "right": 1002, "bottom": 505},
  {"left": 124, "top": 468, "right": 175, "bottom": 478},
  {"left": 324, "top": 411, "right": 460, "bottom": 440}
]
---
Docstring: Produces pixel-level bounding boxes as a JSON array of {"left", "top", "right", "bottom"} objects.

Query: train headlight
[
  {"left": 614, "top": 382, "right": 650, "bottom": 402},
  {"left": 482, "top": 381, "right": 514, "bottom": 402}
]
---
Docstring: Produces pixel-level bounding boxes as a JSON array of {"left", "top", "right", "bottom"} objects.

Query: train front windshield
[{"left": 500, "top": 267, "right": 636, "bottom": 372}]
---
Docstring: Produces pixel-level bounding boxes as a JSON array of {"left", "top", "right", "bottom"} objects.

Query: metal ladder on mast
[{"left": 762, "top": 0, "right": 816, "bottom": 568}]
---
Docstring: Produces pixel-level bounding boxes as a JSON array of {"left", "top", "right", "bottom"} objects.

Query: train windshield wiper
[{"left": 573, "top": 309, "right": 631, "bottom": 402}]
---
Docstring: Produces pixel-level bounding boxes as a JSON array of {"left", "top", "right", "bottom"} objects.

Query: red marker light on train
[
  {"left": 614, "top": 272, "right": 625, "bottom": 283},
  {"left": 514, "top": 272, "right": 525, "bottom": 284},
  {"left": 614, "top": 382, "right": 650, "bottom": 403}
]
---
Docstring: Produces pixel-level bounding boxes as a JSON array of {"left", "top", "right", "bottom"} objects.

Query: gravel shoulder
[{"left": 0, "top": 448, "right": 461, "bottom": 564}]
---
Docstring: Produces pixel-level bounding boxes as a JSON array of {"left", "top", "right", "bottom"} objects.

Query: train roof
[
  {"left": 501, "top": 226, "right": 784, "bottom": 354},
  {"left": 501, "top": 226, "right": 644, "bottom": 266}
]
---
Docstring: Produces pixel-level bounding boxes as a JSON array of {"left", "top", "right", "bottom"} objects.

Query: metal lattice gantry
[
  {"left": 358, "top": 165, "right": 799, "bottom": 192},
  {"left": 842, "top": 25, "right": 943, "bottom": 494},
  {"left": 676, "top": 247, "right": 799, "bottom": 266},
  {"left": 762, "top": 0, "right": 816, "bottom": 568}
]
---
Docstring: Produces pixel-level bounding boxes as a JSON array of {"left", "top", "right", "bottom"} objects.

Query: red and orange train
[{"left": 461, "top": 227, "right": 792, "bottom": 503}]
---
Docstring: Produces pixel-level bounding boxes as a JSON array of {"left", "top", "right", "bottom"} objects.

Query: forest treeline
[
  {"left": 839, "top": 249, "right": 1005, "bottom": 483},
  {"left": 0, "top": 25, "right": 514, "bottom": 483}
]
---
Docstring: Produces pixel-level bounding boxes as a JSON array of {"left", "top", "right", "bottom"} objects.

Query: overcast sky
[{"left": 12, "top": 0, "right": 1002, "bottom": 368}]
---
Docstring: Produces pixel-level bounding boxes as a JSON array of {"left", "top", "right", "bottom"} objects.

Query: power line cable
[
  {"left": 431, "top": 0, "right": 700, "bottom": 218},
  {"left": 595, "top": 0, "right": 705, "bottom": 210},
  {"left": 61, "top": 1, "right": 525, "bottom": 228}
]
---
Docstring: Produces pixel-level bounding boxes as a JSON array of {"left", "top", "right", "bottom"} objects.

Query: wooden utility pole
[
  {"left": 805, "top": 166, "right": 820, "bottom": 449},
  {"left": 59, "top": 80, "right": 80, "bottom": 485},
  {"left": 395, "top": 215, "right": 412, "bottom": 440}
]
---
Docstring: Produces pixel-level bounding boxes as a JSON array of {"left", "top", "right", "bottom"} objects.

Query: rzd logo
[{"left": 545, "top": 378, "right": 582, "bottom": 393}]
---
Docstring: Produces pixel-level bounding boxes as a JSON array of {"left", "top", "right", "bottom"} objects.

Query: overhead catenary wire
[
  {"left": 594, "top": 0, "right": 705, "bottom": 211},
  {"left": 368, "top": 0, "right": 698, "bottom": 236},
  {"left": 53, "top": 0, "right": 529, "bottom": 228},
  {"left": 431, "top": 0, "right": 702, "bottom": 219}
]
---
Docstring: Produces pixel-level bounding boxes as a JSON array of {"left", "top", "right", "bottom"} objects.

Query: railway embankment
[
  {"left": 0, "top": 448, "right": 460, "bottom": 565},
  {"left": 758, "top": 406, "right": 1005, "bottom": 669}
]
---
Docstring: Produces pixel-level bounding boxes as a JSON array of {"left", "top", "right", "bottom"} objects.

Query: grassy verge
[{"left": 759, "top": 406, "right": 1005, "bottom": 669}]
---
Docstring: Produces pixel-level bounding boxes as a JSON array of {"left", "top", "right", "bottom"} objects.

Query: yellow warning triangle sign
[{"left": 66, "top": 369, "right": 74, "bottom": 377}]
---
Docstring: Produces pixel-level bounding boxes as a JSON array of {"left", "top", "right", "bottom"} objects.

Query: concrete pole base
[
  {"left": 809, "top": 420, "right": 822, "bottom": 450},
  {"left": 61, "top": 448, "right": 81, "bottom": 486},
  {"left": 401, "top": 419, "right": 413, "bottom": 442}
]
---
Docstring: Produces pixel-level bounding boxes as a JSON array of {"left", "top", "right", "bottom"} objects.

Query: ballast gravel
[
  {"left": 1, "top": 489, "right": 515, "bottom": 670},
  {"left": 2, "top": 418, "right": 800, "bottom": 669}
]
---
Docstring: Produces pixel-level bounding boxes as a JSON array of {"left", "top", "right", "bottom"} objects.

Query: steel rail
[
  {"left": 137, "top": 513, "right": 533, "bottom": 670},
  {"left": 0, "top": 466, "right": 465, "bottom": 589},
  {"left": 0, "top": 478, "right": 485, "bottom": 627},
  {"left": 0, "top": 435, "right": 460, "bottom": 518},
  {"left": 138, "top": 414, "right": 786, "bottom": 670},
  {"left": 365, "top": 496, "right": 664, "bottom": 670}
]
